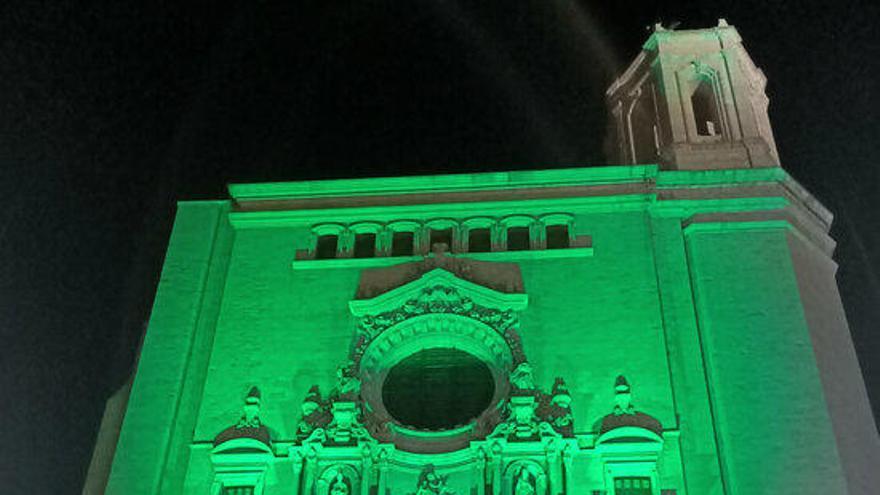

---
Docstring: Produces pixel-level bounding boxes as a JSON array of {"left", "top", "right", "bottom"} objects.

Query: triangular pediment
[{"left": 349, "top": 268, "right": 528, "bottom": 318}]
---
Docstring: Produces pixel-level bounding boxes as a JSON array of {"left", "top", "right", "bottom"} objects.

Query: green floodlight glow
[
  {"left": 94, "top": 163, "right": 861, "bottom": 495},
  {"left": 92, "top": 23, "right": 876, "bottom": 495}
]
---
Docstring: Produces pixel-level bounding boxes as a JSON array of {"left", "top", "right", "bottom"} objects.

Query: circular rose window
[{"left": 381, "top": 347, "right": 495, "bottom": 430}]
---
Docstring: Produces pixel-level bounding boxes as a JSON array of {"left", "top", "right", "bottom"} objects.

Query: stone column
[
  {"left": 545, "top": 446, "right": 560, "bottom": 495},
  {"left": 474, "top": 448, "right": 486, "bottom": 495},
  {"left": 304, "top": 448, "right": 318, "bottom": 495},
  {"left": 562, "top": 444, "right": 574, "bottom": 495},
  {"left": 377, "top": 450, "right": 389, "bottom": 495},
  {"left": 290, "top": 449, "right": 304, "bottom": 495},
  {"left": 491, "top": 443, "right": 503, "bottom": 495},
  {"left": 360, "top": 446, "right": 373, "bottom": 495}
]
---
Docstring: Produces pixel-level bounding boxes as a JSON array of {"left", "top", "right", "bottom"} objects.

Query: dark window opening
[
  {"left": 546, "top": 224, "right": 570, "bottom": 249},
  {"left": 391, "top": 231, "right": 415, "bottom": 257},
  {"left": 691, "top": 79, "right": 720, "bottom": 137},
  {"left": 382, "top": 348, "right": 494, "bottom": 430},
  {"left": 222, "top": 487, "right": 255, "bottom": 495},
  {"left": 353, "top": 233, "right": 376, "bottom": 258},
  {"left": 631, "top": 94, "right": 658, "bottom": 163},
  {"left": 429, "top": 228, "right": 453, "bottom": 252},
  {"left": 315, "top": 235, "right": 338, "bottom": 259},
  {"left": 507, "top": 226, "right": 530, "bottom": 251},
  {"left": 468, "top": 228, "right": 491, "bottom": 253},
  {"left": 614, "top": 477, "right": 652, "bottom": 495}
]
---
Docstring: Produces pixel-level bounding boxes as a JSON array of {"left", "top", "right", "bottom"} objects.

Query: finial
[
  {"left": 551, "top": 377, "right": 571, "bottom": 408},
  {"left": 238, "top": 386, "right": 262, "bottom": 428},
  {"left": 613, "top": 375, "right": 634, "bottom": 416},
  {"left": 718, "top": 18, "right": 729, "bottom": 27},
  {"left": 302, "top": 385, "right": 322, "bottom": 416}
]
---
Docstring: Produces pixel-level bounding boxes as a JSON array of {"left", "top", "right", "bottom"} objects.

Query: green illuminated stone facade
[{"left": 89, "top": 23, "right": 879, "bottom": 495}]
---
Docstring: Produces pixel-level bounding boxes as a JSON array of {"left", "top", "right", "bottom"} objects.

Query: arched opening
[
  {"left": 629, "top": 93, "right": 657, "bottom": 163},
  {"left": 691, "top": 78, "right": 721, "bottom": 136},
  {"left": 382, "top": 348, "right": 495, "bottom": 430}
]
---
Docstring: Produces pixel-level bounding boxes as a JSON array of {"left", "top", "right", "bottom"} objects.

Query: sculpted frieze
[{"left": 356, "top": 285, "right": 517, "bottom": 337}]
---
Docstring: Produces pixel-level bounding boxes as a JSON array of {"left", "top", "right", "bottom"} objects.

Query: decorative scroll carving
[
  {"left": 356, "top": 286, "right": 516, "bottom": 337},
  {"left": 326, "top": 402, "right": 371, "bottom": 445},
  {"left": 295, "top": 387, "right": 372, "bottom": 446},
  {"left": 490, "top": 367, "right": 575, "bottom": 440},
  {"left": 352, "top": 284, "right": 527, "bottom": 371},
  {"left": 296, "top": 386, "right": 331, "bottom": 442}
]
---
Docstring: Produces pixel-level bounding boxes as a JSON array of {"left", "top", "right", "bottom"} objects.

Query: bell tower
[{"left": 606, "top": 20, "right": 780, "bottom": 170}]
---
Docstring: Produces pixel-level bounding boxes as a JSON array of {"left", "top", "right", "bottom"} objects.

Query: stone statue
[
  {"left": 549, "top": 377, "right": 574, "bottom": 436},
  {"left": 411, "top": 465, "right": 454, "bottom": 495},
  {"left": 296, "top": 386, "right": 330, "bottom": 441},
  {"left": 334, "top": 362, "right": 361, "bottom": 400},
  {"left": 329, "top": 473, "right": 348, "bottom": 495},
  {"left": 510, "top": 362, "right": 535, "bottom": 391},
  {"left": 514, "top": 466, "right": 536, "bottom": 495}
]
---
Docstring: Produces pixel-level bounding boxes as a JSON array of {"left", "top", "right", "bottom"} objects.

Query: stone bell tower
[{"left": 606, "top": 20, "right": 779, "bottom": 170}]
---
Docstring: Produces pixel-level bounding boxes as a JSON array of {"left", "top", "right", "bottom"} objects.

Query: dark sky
[{"left": 1, "top": 1, "right": 878, "bottom": 493}]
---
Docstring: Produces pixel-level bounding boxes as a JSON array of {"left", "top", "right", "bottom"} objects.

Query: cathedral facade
[{"left": 88, "top": 23, "right": 879, "bottom": 495}]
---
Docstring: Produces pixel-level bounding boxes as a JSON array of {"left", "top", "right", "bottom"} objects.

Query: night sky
[{"left": 2, "top": 1, "right": 878, "bottom": 493}]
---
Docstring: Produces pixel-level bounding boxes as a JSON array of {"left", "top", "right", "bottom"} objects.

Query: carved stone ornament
[
  {"left": 316, "top": 465, "right": 359, "bottom": 495},
  {"left": 214, "top": 386, "right": 272, "bottom": 446},
  {"left": 237, "top": 386, "right": 262, "bottom": 428},
  {"left": 490, "top": 370, "right": 575, "bottom": 440},
  {"left": 597, "top": 375, "right": 662, "bottom": 436},
  {"left": 326, "top": 401, "right": 371, "bottom": 445},
  {"left": 356, "top": 285, "right": 517, "bottom": 339},
  {"left": 409, "top": 464, "right": 456, "bottom": 495},
  {"left": 328, "top": 473, "right": 349, "bottom": 495},
  {"left": 348, "top": 269, "right": 530, "bottom": 371},
  {"left": 294, "top": 268, "right": 577, "bottom": 451},
  {"left": 513, "top": 465, "right": 538, "bottom": 495}
]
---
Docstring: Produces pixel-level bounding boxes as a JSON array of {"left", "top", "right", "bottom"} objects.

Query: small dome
[
  {"left": 598, "top": 411, "right": 662, "bottom": 436},
  {"left": 213, "top": 424, "right": 271, "bottom": 447}
]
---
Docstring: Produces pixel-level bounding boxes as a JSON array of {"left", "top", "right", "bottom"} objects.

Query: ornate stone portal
[{"left": 208, "top": 255, "right": 668, "bottom": 494}]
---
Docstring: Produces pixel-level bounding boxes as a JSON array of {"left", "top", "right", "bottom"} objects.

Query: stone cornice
[{"left": 225, "top": 165, "right": 836, "bottom": 257}]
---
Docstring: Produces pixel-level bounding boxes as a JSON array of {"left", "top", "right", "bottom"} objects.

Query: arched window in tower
[
  {"left": 629, "top": 90, "right": 658, "bottom": 163},
  {"left": 691, "top": 78, "right": 721, "bottom": 137}
]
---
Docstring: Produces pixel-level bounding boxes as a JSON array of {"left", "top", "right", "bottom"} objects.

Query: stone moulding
[
  {"left": 347, "top": 268, "right": 530, "bottom": 452},
  {"left": 228, "top": 165, "right": 834, "bottom": 256},
  {"left": 210, "top": 438, "right": 273, "bottom": 495}
]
